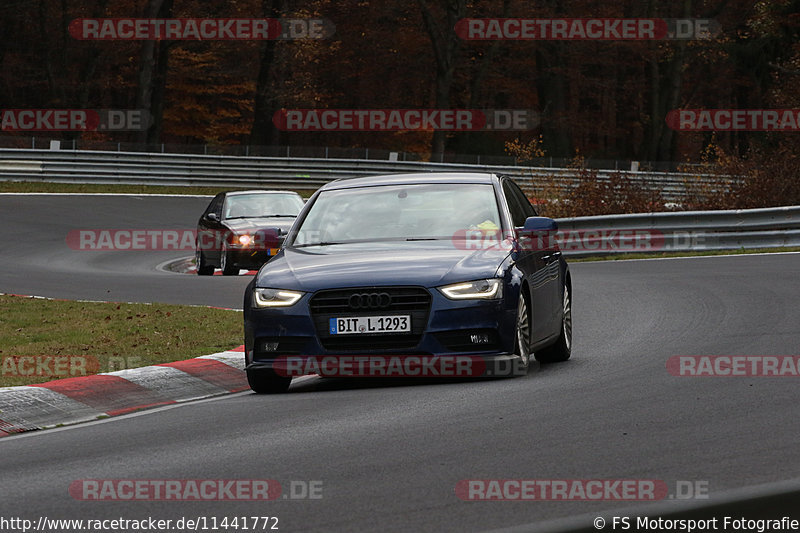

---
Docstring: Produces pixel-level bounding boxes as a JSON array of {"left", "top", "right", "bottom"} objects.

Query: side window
[
  {"left": 507, "top": 179, "right": 538, "bottom": 218},
  {"left": 502, "top": 181, "right": 527, "bottom": 227}
]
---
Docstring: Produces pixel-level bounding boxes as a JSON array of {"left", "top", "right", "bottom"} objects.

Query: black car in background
[{"left": 196, "top": 190, "right": 304, "bottom": 275}]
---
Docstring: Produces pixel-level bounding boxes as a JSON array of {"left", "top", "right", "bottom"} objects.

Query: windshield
[
  {"left": 223, "top": 193, "right": 303, "bottom": 219},
  {"left": 292, "top": 183, "right": 501, "bottom": 246}
]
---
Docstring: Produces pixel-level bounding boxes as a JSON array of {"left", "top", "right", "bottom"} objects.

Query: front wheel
[
  {"left": 535, "top": 282, "right": 572, "bottom": 363},
  {"left": 512, "top": 295, "right": 531, "bottom": 375},
  {"left": 247, "top": 368, "right": 291, "bottom": 394},
  {"left": 195, "top": 246, "right": 214, "bottom": 276},
  {"left": 220, "top": 243, "right": 239, "bottom": 276}
]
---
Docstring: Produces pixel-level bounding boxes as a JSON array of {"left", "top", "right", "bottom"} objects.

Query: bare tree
[
  {"left": 418, "top": 0, "right": 465, "bottom": 158},
  {"left": 135, "top": 0, "right": 174, "bottom": 146},
  {"left": 250, "top": 0, "right": 286, "bottom": 147}
]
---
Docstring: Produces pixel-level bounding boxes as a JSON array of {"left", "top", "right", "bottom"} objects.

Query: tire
[
  {"left": 512, "top": 294, "right": 531, "bottom": 376},
  {"left": 220, "top": 243, "right": 238, "bottom": 276},
  {"left": 195, "top": 246, "right": 214, "bottom": 276},
  {"left": 535, "top": 282, "right": 572, "bottom": 363},
  {"left": 247, "top": 368, "right": 291, "bottom": 394}
]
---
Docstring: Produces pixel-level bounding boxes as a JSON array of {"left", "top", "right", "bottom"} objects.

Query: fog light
[
  {"left": 261, "top": 341, "right": 279, "bottom": 352},
  {"left": 470, "top": 333, "right": 490, "bottom": 344}
]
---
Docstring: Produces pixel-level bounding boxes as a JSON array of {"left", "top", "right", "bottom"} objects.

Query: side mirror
[
  {"left": 517, "top": 217, "right": 559, "bottom": 253},
  {"left": 253, "top": 227, "right": 282, "bottom": 250},
  {"left": 206, "top": 213, "right": 219, "bottom": 222},
  {"left": 522, "top": 216, "right": 558, "bottom": 232}
]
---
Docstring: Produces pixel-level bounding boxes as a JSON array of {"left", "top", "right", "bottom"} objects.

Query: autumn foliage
[{"left": 0, "top": 0, "right": 799, "bottom": 211}]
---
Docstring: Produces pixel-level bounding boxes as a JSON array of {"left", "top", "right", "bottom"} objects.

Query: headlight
[
  {"left": 438, "top": 279, "right": 503, "bottom": 300},
  {"left": 238, "top": 234, "right": 252, "bottom": 246},
  {"left": 253, "top": 288, "right": 304, "bottom": 307}
]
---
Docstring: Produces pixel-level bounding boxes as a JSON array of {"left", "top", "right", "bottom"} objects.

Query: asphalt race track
[
  {"left": 2, "top": 194, "right": 249, "bottom": 308},
  {"left": 2, "top": 194, "right": 800, "bottom": 532}
]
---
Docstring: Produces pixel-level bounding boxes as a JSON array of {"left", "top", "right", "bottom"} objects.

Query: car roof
[
  {"left": 321, "top": 172, "right": 499, "bottom": 190},
  {"left": 225, "top": 190, "right": 302, "bottom": 196}
]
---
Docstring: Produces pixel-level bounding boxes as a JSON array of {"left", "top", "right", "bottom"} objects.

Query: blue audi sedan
[{"left": 243, "top": 173, "right": 572, "bottom": 393}]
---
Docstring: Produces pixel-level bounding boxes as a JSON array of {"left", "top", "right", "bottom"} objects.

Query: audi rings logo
[{"left": 348, "top": 292, "right": 392, "bottom": 310}]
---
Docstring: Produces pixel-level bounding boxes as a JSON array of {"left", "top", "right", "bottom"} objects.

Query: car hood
[
  {"left": 224, "top": 217, "right": 295, "bottom": 234},
  {"left": 255, "top": 241, "right": 511, "bottom": 291}
]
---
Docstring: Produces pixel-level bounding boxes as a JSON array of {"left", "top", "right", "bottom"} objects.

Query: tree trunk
[
  {"left": 646, "top": 0, "right": 691, "bottom": 162},
  {"left": 135, "top": 0, "right": 173, "bottom": 147},
  {"left": 457, "top": 0, "right": 511, "bottom": 154},
  {"left": 78, "top": 0, "right": 110, "bottom": 109},
  {"left": 535, "top": 41, "right": 571, "bottom": 157},
  {"left": 418, "top": 0, "right": 465, "bottom": 159},
  {"left": 250, "top": 0, "right": 285, "bottom": 148}
]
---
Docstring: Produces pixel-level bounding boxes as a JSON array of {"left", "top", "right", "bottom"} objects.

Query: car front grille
[{"left": 309, "top": 287, "right": 432, "bottom": 352}]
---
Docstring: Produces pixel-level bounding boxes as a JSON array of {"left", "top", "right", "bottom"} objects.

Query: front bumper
[
  {"left": 227, "top": 247, "right": 281, "bottom": 269},
  {"left": 243, "top": 285, "right": 521, "bottom": 377}
]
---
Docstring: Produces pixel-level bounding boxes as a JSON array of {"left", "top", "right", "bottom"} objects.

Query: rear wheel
[
  {"left": 220, "top": 243, "right": 238, "bottom": 276},
  {"left": 247, "top": 368, "right": 291, "bottom": 394},
  {"left": 195, "top": 246, "right": 214, "bottom": 276},
  {"left": 535, "top": 282, "right": 572, "bottom": 363}
]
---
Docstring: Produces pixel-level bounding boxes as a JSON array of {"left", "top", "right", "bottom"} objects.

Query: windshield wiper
[
  {"left": 225, "top": 214, "right": 296, "bottom": 220},
  {"left": 405, "top": 237, "right": 444, "bottom": 241},
  {"left": 294, "top": 241, "right": 347, "bottom": 248}
]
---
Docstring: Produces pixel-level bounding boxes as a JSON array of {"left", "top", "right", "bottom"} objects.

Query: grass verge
[
  {"left": 0, "top": 295, "right": 243, "bottom": 387},
  {"left": 569, "top": 247, "right": 800, "bottom": 262},
  {"left": 0, "top": 180, "right": 314, "bottom": 197}
]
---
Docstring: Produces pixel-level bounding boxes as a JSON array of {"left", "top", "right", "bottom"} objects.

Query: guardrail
[
  {"left": 5, "top": 147, "right": 789, "bottom": 254},
  {"left": 555, "top": 205, "right": 800, "bottom": 256},
  {"left": 0, "top": 148, "right": 735, "bottom": 202}
]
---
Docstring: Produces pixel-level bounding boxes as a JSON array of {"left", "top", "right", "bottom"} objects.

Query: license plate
[{"left": 329, "top": 315, "right": 411, "bottom": 335}]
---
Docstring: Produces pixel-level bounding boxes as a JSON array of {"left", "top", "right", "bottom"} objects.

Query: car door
[
  {"left": 501, "top": 179, "right": 550, "bottom": 345},
  {"left": 507, "top": 180, "right": 562, "bottom": 339}
]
